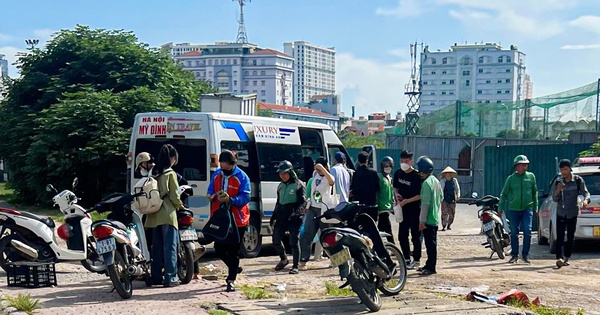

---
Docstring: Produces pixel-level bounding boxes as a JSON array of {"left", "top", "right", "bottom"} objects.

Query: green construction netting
[{"left": 409, "top": 80, "right": 599, "bottom": 139}]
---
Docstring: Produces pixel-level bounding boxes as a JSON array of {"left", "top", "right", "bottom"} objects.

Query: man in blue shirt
[{"left": 330, "top": 151, "right": 350, "bottom": 203}]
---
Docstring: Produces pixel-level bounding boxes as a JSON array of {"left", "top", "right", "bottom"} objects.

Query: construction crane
[
  {"left": 234, "top": 0, "right": 250, "bottom": 43},
  {"left": 405, "top": 42, "right": 423, "bottom": 135}
]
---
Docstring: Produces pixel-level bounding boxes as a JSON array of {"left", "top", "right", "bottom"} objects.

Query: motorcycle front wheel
[
  {"left": 379, "top": 242, "right": 407, "bottom": 296},
  {"left": 107, "top": 250, "right": 132, "bottom": 299},
  {"left": 177, "top": 242, "right": 194, "bottom": 284},
  {"left": 348, "top": 260, "right": 382, "bottom": 312}
]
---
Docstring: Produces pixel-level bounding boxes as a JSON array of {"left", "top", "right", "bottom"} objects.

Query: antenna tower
[
  {"left": 234, "top": 0, "right": 250, "bottom": 43},
  {"left": 405, "top": 42, "right": 423, "bottom": 135}
]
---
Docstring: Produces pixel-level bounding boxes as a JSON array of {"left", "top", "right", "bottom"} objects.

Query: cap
[
  {"left": 135, "top": 152, "right": 153, "bottom": 169},
  {"left": 334, "top": 151, "right": 346, "bottom": 163}
]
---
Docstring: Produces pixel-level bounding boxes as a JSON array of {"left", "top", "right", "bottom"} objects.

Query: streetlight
[{"left": 25, "top": 39, "right": 39, "bottom": 50}]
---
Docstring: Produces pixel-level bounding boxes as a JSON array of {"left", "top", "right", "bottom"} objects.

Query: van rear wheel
[{"left": 240, "top": 215, "right": 261, "bottom": 258}]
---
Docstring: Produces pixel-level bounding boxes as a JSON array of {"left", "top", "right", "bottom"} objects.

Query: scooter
[
  {"left": 314, "top": 192, "right": 407, "bottom": 312},
  {"left": 470, "top": 193, "right": 510, "bottom": 259},
  {"left": 90, "top": 191, "right": 150, "bottom": 299},
  {"left": 0, "top": 178, "right": 104, "bottom": 273},
  {"left": 176, "top": 185, "right": 202, "bottom": 284}
]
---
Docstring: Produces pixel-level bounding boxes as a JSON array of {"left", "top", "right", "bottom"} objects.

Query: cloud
[
  {"left": 336, "top": 53, "right": 411, "bottom": 117},
  {"left": 388, "top": 48, "right": 409, "bottom": 58},
  {"left": 32, "top": 29, "right": 57, "bottom": 43},
  {"left": 375, "top": 0, "right": 422, "bottom": 19},
  {"left": 0, "top": 34, "right": 15, "bottom": 43},
  {"left": 569, "top": 15, "right": 600, "bottom": 35},
  {"left": 560, "top": 44, "right": 600, "bottom": 50}
]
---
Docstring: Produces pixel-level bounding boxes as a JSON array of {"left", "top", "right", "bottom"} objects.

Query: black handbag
[{"left": 201, "top": 203, "right": 240, "bottom": 244}]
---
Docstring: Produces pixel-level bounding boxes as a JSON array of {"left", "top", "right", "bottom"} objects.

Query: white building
[
  {"left": 419, "top": 42, "right": 526, "bottom": 136},
  {"left": 170, "top": 42, "right": 294, "bottom": 105},
  {"left": 161, "top": 42, "right": 208, "bottom": 57},
  {"left": 283, "top": 41, "right": 335, "bottom": 105},
  {"left": 0, "top": 54, "right": 8, "bottom": 100}
]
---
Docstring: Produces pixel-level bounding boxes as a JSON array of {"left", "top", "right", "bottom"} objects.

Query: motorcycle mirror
[
  {"left": 72, "top": 177, "right": 79, "bottom": 189},
  {"left": 46, "top": 184, "right": 56, "bottom": 193},
  {"left": 314, "top": 191, "right": 323, "bottom": 203},
  {"left": 472, "top": 192, "right": 479, "bottom": 199},
  {"left": 177, "top": 185, "right": 193, "bottom": 196}
]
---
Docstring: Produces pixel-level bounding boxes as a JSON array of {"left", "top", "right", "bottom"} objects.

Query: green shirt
[
  {"left": 498, "top": 171, "right": 538, "bottom": 212},
  {"left": 420, "top": 175, "right": 442, "bottom": 226},
  {"left": 144, "top": 170, "right": 181, "bottom": 229},
  {"left": 377, "top": 174, "right": 394, "bottom": 211}
]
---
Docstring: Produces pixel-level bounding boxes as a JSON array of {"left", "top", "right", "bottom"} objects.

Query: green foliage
[
  {"left": 523, "top": 127, "right": 541, "bottom": 139},
  {"left": 324, "top": 281, "right": 354, "bottom": 297},
  {"left": 239, "top": 284, "right": 273, "bottom": 299},
  {"left": 208, "top": 310, "right": 230, "bottom": 315},
  {"left": 580, "top": 136, "right": 600, "bottom": 157},
  {"left": 507, "top": 300, "right": 572, "bottom": 315},
  {"left": 496, "top": 129, "right": 521, "bottom": 139},
  {"left": 339, "top": 131, "right": 385, "bottom": 149},
  {"left": 257, "top": 109, "right": 275, "bottom": 117},
  {"left": 2, "top": 293, "right": 43, "bottom": 315},
  {"left": 0, "top": 25, "right": 214, "bottom": 205}
]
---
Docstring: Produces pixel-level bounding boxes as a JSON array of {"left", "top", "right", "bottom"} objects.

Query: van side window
[
  {"left": 299, "top": 128, "right": 325, "bottom": 181},
  {"left": 257, "top": 144, "right": 305, "bottom": 182},
  {"left": 220, "top": 141, "right": 259, "bottom": 182},
  {"left": 134, "top": 139, "right": 207, "bottom": 181}
]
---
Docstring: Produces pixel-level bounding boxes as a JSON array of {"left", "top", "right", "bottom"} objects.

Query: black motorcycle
[
  {"left": 314, "top": 192, "right": 407, "bottom": 312},
  {"left": 470, "top": 193, "right": 510, "bottom": 259},
  {"left": 176, "top": 185, "right": 200, "bottom": 284}
]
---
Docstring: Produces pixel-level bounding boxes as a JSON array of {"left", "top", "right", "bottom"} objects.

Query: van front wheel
[{"left": 240, "top": 216, "right": 262, "bottom": 258}]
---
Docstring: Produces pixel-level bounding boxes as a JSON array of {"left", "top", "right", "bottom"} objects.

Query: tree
[
  {"left": 339, "top": 131, "right": 385, "bottom": 149},
  {"left": 0, "top": 25, "right": 214, "bottom": 204},
  {"left": 580, "top": 136, "right": 600, "bottom": 157},
  {"left": 496, "top": 129, "right": 521, "bottom": 139},
  {"left": 257, "top": 108, "right": 275, "bottom": 117}
]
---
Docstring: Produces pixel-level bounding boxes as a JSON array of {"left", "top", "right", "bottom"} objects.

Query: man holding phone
[{"left": 553, "top": 159, "right": 590, "bottom": 268}]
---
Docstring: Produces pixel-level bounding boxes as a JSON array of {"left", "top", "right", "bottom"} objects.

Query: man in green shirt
[
  {"left": 377, "top": 156, "right": 396, "bottom": 243},
  {"left": 499, "top": 155, "right": 538, "bottom": 264},
  {"left": 416, "top": 156, "right": 442, "bottom": 275}
]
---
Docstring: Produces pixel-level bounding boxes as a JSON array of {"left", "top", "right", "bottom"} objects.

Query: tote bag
[{"left": 201, "top": 203, "right": 240, "bottom": 244}]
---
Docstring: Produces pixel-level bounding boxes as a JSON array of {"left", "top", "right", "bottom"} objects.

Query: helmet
[
  {"left": 513, "top": 155, "right": 530, "bottom": 166},
  {"left": 380, "top": 156, "right": 394, "bottom": 169},
  {"left": 416, "top": 156, "right": 434, "bottom": 175},
  {"left": 277, "top": 160, "right": 294, "bottom": 173},
  {"left": 135, "top": 152, "right": 153, "bottom": 169}
]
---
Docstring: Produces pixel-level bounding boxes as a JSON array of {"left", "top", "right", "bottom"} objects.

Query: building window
[
  {"left": 252, "top": 71, "right": 257, "bottom": 75},
  {"left": 430, "top": 102, "right": 435, "bottom": 106},
  {"left": 505, "top": 79, "right": 510, "bottom": 83},
  {"left": 261, "top": 90, "right": 266, "bottom": 96},
  {"left": 260, "top": 70, "right": 266, "bottom": 75},
  {"left": 477, "top": 90, "right": 482, "bottom": 94},
  {"left": 227, "top": 59, "right": 231, "bottom": 65},
  {"left": 216, "top": 71, "right": 230, "bottom": 91},
  {"left": 233, "top": 71, "right": 238, "bottom": 75},
  {"left": 505, "top": 90, "right": 510, "bottom": 94},
  {"left": 261, "top": 59, "right": 266, "bottom": 65},
  {"left": 449, "top": 91, "right": 455, "bottom": 95},
  {"left": 253, "top": 81, "right": 257, "bottom": 86},
  {"left": 506, "top": 57, "right": 512, "bottom": 63},
  {"left": 430, "top": 58, "right": 437, "bottom": 65},
  {"left": 442, "top": 58, "right": 448, "bottom": 65},
  {"left": 498, "top": 56, "right": 503, "bottom": 63},
  {"left": 442, "top": 81, "right": 447, "bottom": 85},
  {"left": 233, "top": 80, "right": 237, "bottom": 86},
  {"left": 450, "top": 79, "right": 455, "bottom": 84},
  {"left": 462, "top": 70, "right": 470, "bottom": 76},
  {"left": 252, "top": 60, "right": 257, "bottom": 66},
  {"left": 208, "top": 60, "right": 213, "bottom": 66},
  {"left": 431, "top": 71, "right": 436, "bottom": 74},
  {"left": 423, "top": 81, "right": 428, "bottom": 85},
  {"left": 195, "top": 61, "right": 201, "bottom": 66},
  {"left": 478, "top": 57, "right": 484, "bottom": 64},
  {"left": 233, "top": 59, "right": 238, "bottom": 65},
  {"left": 497, "top": 100, "right": 502, "bottom": 103},
  {"left": 430, "top": 92, "right": 436, "bottom": 95},
  {"left": 442, "top": 70, "right": 447, "bottom": 74},
  {"left": 442, "top": 91, "right": 447, "bottom": 95},
  {"left": 479, "top": 68, "right": 483, "bottom": 73},
  {"left": 460, "top": 56, "right": 472, "bottom": 65},
  {"left": 244, "top": 80, "right": 249, "bottom": 86},
  {"left": 244, "top": 70, "right": 249, "bottom": 76},
  {"left": 261, "top": 80, "right": 265, "bottom": 86},
  {"left": 497, "top": 90, "right": 502, "bottom": 94},
  {"left": 497, "top": 79, "right": 503, "bottom": 83},
  {"left": 506, "top": 69, "right": 511, "bottom": 73},
  {"left": 466, "top": 80, "right": 470, "bottom": 86},
  {"left": 477, "top": 101, "right": 482, "bottom": 103},
  {"left": 485, "top": 100, "right": 490, "bottom": 103},
  {"left": 486, "top": 80, "right": 491, "bottom": 84}
]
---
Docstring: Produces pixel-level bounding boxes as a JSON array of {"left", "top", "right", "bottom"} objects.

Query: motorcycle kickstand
[
  {"left": 489, "top": 251, "right": 495, "bottom": 259},
  {"left": 338, "top": 280, "right": 351, "bottom": 290}
]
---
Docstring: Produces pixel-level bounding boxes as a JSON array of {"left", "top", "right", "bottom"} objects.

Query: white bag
[
  {"left": 132, "top": 176, "right": 163, "bottom": 215},
  {"left": 321, "top": 182, "right": 341, "bottom": 224},
  {"left": 393, "top": 204, "right": 403, "bottom": 223}
]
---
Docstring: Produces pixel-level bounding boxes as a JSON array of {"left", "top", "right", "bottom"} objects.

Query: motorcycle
[
  {"left": 470, "top": 193, "right": 510, "bottom": 259},
  {"left": 0, "top": 178, "right": 104, "bottom": 273},
  {"left": 314, "top": 192, "right": 407, "bottom": 312},
  {"left": 90, "top": 191, "right": 151, "bottom": 299},
  {"left": 176, "top": 185, "right": 202, "bottom": 284}
]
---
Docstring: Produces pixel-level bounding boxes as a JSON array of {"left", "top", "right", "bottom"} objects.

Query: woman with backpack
[{"left": 145, "top": 144, "right": 183, "bottom": 287}]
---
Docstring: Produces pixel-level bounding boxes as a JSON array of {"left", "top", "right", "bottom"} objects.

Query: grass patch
[
  {"left": 2, "top": 293, "right": 43, "bottom": 315},
  {"left": 197, "top": 302, "right": 231, "bottom": 315},
  {"left": 325, "top": 281, "right": 354, "bottom": 297},
  {"left": 239, "top": 284, "right": 273, "bottom": 299},
  {"left": 507, "top": 300, "right": 573, "bottom": 315},
  {"left": 208, "top": 310, "right": 230, "bottom": 315}
]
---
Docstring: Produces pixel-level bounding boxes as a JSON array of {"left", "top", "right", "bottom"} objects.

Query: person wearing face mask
[
  {"left": 135, "top": 152, "right": 155, "bottom": 177},
  {"left": 377, "top": 156, "right": 396, "bottom": 243},
  {"left": 393, "top": 150, "right": 423, "bottom": 270},
  {"left": 206, "top": 150, "right": 251, "bottom": 292},
  {"left": 350, "top": 151, "right": 381, "bottom": 220}
]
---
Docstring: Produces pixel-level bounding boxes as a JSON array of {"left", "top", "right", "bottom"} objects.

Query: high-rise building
[
  {"left": 169, "top": 42, "right": 294, "bottom": 105},
  {"left": 283, "top": 41, "right": 335, "bottom": 105},
  {"left": 523, "top": 74, "right": 533, "bottom": 100},
  {"left": 419, "top": 42, "right": 527, "bottom": 136},
  {"left": 0, "top": 54, "right": 8, "bottom": 78}
]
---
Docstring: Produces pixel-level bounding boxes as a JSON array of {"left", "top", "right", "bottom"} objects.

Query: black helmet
[
  {"left": 380, "top": 156, "right": 394, "bottom": 169},
  {"left": 416, "top": 156, "right": 434, "bottom": 175},
  {"left": 277, "top": 160, "right": 294, "bottom": 173}
]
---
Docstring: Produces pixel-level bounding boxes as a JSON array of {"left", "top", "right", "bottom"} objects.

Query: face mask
[
  {"left": 400, "top": 163, "right": 410, "bottom": 171},
  {"left": 222, "top": 168, "right": 233, "bottom": 176},
  {"left": 384, "top": 167, "right": 392, "bottom": 174},
  {"left": 140, "top": 168, "right": 150, "bottom": 177}
]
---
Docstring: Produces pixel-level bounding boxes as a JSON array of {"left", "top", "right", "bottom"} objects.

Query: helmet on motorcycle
[
  {"left": 135, "top": 152, "right": 154, "bottom": 169},
  {"left": 513, "top": 155, "right": 530, "bottom": 167},
  {"left": 277, "top": 160, "right": 294, "bottom": 173},
  {"left": 416, "top": 156, "right": 434, "bottom": 175},
  {"left": 380, "top": 156, "right": 394, "bottom": 169}
]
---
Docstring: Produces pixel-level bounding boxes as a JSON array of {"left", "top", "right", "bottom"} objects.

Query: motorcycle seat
[
  {"left": 93, "top": 219, "right": 128, "bottom": 231},
  {"left": 20, "top": 211, "right": 56, "bottom": 228},
  {"left": 323, "top": 227, "right": 361, "bottom": 237}
]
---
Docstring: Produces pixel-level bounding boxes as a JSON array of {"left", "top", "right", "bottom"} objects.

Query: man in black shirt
[
  {"left": 350, "top": 151, "right": 381, "bottom": 221},
  {"left": 393, "top": 150, "right": 423, "bottom": 270}
]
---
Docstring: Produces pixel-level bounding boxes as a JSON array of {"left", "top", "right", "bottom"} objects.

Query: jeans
[
  {"left": 507, "top": 209, "right": 533, "bottom": 258},
  {"left": 556, "top": 215, "right": 578, "bottom": 260},
  {"left": 422, "top": 224, "right": 438, "bottom": 272},
  {"left": 300, "top": 207, "right": 324, "bottom": 262},
  {"left": 151, "top": 224, "right": 179, "bottom": 285},
  {"left": 377, "top": 211, "right": 394, "bottom": 243},
  {"left": 273, "top": 219, "right": 302, "bottom": 268},
  {"left": 214, "top": 227, "right": 246, "bottom": 282},
  {"left": 398, "top": 213, "right": 422, "bottom": 262}
]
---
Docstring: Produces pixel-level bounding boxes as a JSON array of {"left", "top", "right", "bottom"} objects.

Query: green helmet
[
  {"left": 513, "top": 155, "right": 530, "bottom": 166},
  {"left": 277, "top": 160, "right": 294, "bottom": 173}
]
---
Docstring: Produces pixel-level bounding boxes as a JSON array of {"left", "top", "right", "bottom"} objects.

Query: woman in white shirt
[{"left": 299, "top": 156, "right": 334, "bottom": 270}]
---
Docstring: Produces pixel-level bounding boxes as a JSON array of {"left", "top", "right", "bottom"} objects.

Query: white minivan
[{"left": 127, "top": 112, "right": 355, "bottom": 257}]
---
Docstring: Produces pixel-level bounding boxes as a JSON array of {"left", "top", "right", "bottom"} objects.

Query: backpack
[
  {"left": 132, "top": 169, "right": 172, "bottom": 215},
  {"left": 202, "top": 203, "right": 240, "bottom": 244}
]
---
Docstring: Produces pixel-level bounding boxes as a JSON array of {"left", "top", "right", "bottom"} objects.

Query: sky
[{"left": 1, "top": 0, "right": 600, "bottom": 117}]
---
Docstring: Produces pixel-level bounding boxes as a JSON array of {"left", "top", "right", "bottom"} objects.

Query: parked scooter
[
  {"left": 0, "top": 178, "right": 104, "bottom": 273},
  {"left": 90, "top": 191, "right": 151, "bottom": 299},
  {"left": 314, "top": 192, "right": 407, "bottom": 312},
  {"left": 470, "top": 193, "right": 510, "bottom": 259},
  {"left": 176, "top": 185, "right": 201, "bottom": 284}
]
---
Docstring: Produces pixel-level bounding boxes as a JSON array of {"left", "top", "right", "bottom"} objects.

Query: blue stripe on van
[
  {"left": 220, "top": 121, "right": 249, "bottom": 142},
  {"left": 198, "top": 214, "right": 210, "bottom": 219},
  {"left": 263, "top": 211, "right": 273, "bottom": 216}
]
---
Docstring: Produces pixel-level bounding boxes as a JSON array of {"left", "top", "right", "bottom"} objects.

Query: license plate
[
  {"left": 483, "top": 221, "right": 495, "bottom": 232},
  {"left": 593, "top": 226, "right": 600, "bottom": 237},
  {"left": 96, "top": 238, "right": 116, "bottom": 254},
  {"left": 179, "top": 229, "right": 198, "bottom": 241},
  {"left": 329, "top": 247, "right": 351, "bottom": 267}
]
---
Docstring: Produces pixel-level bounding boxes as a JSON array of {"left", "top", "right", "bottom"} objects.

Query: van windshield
[
  {"left": 134, "top": 139, "right": 208, "bottom": 181},
  {"left": 580, "top": 174, "right": 600, "bottom": 196}
]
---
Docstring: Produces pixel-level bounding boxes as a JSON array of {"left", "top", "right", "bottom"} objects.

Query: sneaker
[
  {"left": 420, "top": 269, "right": 436, "bottom": 275},
  {"left": 407, "top": 260, "right": 420, "bottom": 270},
  {"left": 563, "top": 260, "right": 570, "bottom": 266},
  {"left": 298, "top": 262, "right": 308, "bottom": 270},
  {"left": 237, "top": 267, "right": 243, "bottom": 274},
  {"left": 275, "top": 259, "right": 289, "bottom": 271},
  {"left": 416, "top": 266, "right": 425, "bottom": 272},
  {"left": 522, "top": 256, "right": 531, "bottom": 264},
  {"left": 164, "top": 281, "right": 180, "bottom": 288},
  {"left": 508, "top": 256, "right": 518, "bottom": 264},
  {"left": 226, "top": 282, "right": 236, "bottom": 292},
  {"left": 556, "top": 259, "right": 564, "bottom": 268},
  {"left": 289, "top": 267, "right": 299, "bottom": 274},
  {"left": 447, "top": 226, "right": 452, "bottom": 230},
  {"left": 441, "top": 228, "right": 446, "bottom": 231},
  {"left": 193, "top": 274, "right": 201, "bottom": 280}
]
